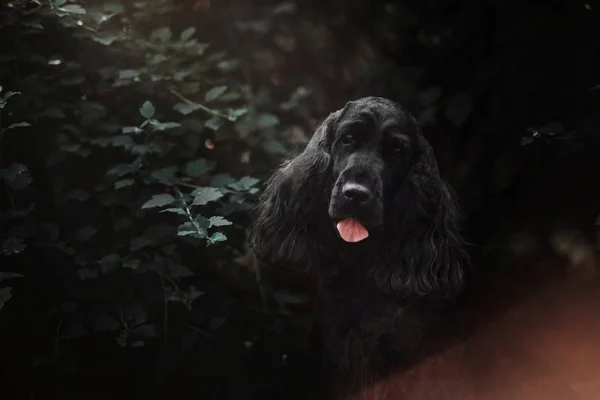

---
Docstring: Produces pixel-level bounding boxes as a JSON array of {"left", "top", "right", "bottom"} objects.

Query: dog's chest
[{"left": 319, "top": 274, "right": 396, "bottom": 335}]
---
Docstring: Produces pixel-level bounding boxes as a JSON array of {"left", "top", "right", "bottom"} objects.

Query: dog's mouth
[{"left": 335, "top": 218, "right": 369, "bottom": 243}]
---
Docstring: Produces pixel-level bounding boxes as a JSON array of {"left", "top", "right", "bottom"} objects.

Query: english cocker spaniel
[{"left": 250, "top": 97, "right": 468, "bottom": 396}]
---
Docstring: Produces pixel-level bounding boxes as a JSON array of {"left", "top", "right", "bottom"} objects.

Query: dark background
[{"left": 1, "top": 0, "right": 599, "bottom": 399}]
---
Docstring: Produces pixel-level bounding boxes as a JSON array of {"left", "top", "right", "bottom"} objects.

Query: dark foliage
[{"left": 1, "top": 0, "right": 599, "bottom": 399}]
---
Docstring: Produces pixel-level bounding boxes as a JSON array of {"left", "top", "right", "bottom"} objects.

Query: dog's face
[{"left": 327, "top": 97, "right": 420, "bottom": 242}]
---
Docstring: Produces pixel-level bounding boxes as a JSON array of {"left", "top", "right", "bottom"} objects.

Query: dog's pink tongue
[{"left": 336, "top": 218, "right": 369, "bottom": 243}]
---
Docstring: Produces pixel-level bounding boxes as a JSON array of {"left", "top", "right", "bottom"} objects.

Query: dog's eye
[{"left": 341, "top": 134, "right": 354, "bottom": 145}]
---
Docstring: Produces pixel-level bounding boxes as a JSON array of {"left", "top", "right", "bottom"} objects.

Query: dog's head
[
  {"left": 251, "top": 96, "right": 466, "bottom": 298},
  {"left": 325, "top": 97, "right": 422, "bottom": 243}
]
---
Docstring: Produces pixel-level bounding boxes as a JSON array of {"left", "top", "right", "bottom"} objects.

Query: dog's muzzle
[{"left": 329, "top": 179, "right": 383, "bottom": 228}]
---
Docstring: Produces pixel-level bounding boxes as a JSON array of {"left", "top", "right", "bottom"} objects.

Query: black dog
[{"left": 250, "top": 97, "right": 467, "bottom": 396}]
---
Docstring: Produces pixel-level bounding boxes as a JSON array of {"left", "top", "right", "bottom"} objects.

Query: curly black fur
[{"left": 250, "top": 97, "right": 468, "bottom": 396}]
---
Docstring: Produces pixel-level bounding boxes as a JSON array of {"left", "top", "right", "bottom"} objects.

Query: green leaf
[
  {"left": 130, "top": 236, "right": 154, "bottom": 251},
  {"left": 0, "top": 163, "right": 27, "bottom": 180},
  {"left": 173, "top": 101, "right": 201, "bottom": 115},
  {"left": 195, "top": 216, "right": 211, "bottom": 230},
  {"left": 210, "top": 173, "right": 235, "bottom": 188},
  {"left": 140, "top": 101, "right": 155, "bottom": 119},
  {"left": 111, "top": 135, "right": 134, "bottom": 147},
  {"left": 219, "top": 91, "right": 243, "bottom": 102},
  {"left": 262, "top": 138, "right": 288, "bottom": 155},
  {"left": 100, "top": 254, "right": 121, "bottom": 273},
  {"left": 182, "top": 82, "right": 200, "bottom": 94},
  {"left": 74, "top": 226, "right": 97, "bottom": 242},
  {"left": 149, "top": 166, "right": 178, "bottom": 185},
  {"left": 256, "top": 113, "right": 280, "bottom": 129},
  {"left": 152, "top": 121, "right": 181, "bottom": 131},
  {"left": 141, "top": 194, "right": 175, "bottom": 209},
  {"left": 177, "top": 229, "right": 200, "bottom": 238},
  {"left": 207, "top": 232, "right": 227, "bottom": 246},
  {"left": 159, "top": 208, "right": 188, "bottom": 216},
  {"left": 131, "top": 144, "right": 153, "bottom": 155},
  {"left": 0, "top": 287, "right": 12, "bottom": 311},
  {"left": 208, "top": 216, "right": 232, "bottom": 227},
  {"left": 191, "top": 187, "right": 223, "bottom": 206},
  {"left": 280, "top": 86, "right": 312, "bottom": 110},
  {"left": 0, "top": 237, "right": 26, "bottom": 255},
  {"left": 521, "top": 136, "right": 534, "bottom": 146},
  {"left": 123, "top": 259, "right": 141, "bottom": 269},
  {"left": 58, "top": 4, "right": 86, "bottom": 14},
  {"left": 54, "top": 0, "right": 68, "bottom": 6},
  {"left": 92, "top": 33, "right": 119, "bottom": 46},
  {"left": 122, "top": 126, "right": 142, "bottom": 134},
  {"left": 168, "top": 263, "right": 195, "bottom": 278},
  {"left": 107, "top": 159, "right": 142, "bottom": 177},
  {"left": 88, "top": 137, "right": 113, "bottom": 147},
  {"left": 0, "top": 272, "right": 24, "bottom": 283},
  {"left": 119, "top": 69, "right": 140, "bottom": 80},
  {"left": 165, "top": 286, "right": 204, "bottom": 310},
  {"left": 180, "top": 26, "right": 196, "bottom": 41},
  {"left": 150, "top": 27, "right": 172, "bottom": 42},
  {"left": 59, "top": 143, "right": 91, "bottom": 157},
  {"left": 184, "top": 158, "right": 214, "bottom": 177},
  {"left": 7, "top": 122, "right": 31, "bottom": 130},
  {"left": 205, "top": 86, "right": 228, "bottom": 102},
  {"left": 177, "top": 222, "right": 206, "bottom": 238},
  {"left": 3, "top": 91, "right": 20, "bottom": 98},
  {"left": 204, "top": 116, "right": 223, "bottom": 131},
  {"left": 77, "top": 267, "right": 98, "bottom": 280},
  {"left": 227, "top": 107, "right": 248, "bottom": 121},
  {"left": 132, "top": 324, "right": 158, "bottom": 338},
  {"left": 228, "top": 176, "right": 260, "bottom": 191},
  {"left": 233, "top": 114, "right": 257, "bottom": 137},
  {"left": 538, "top": 122, "right": 564, "bottom": 136},
  {"left": 114, "top": 217, "right": 134, "bottom": 232},
  {"left": 0, "top": 163, "right": 32, "bottom": 191},
  {"left": 115, "top": 179, "right": 135, "bottom": 189}
]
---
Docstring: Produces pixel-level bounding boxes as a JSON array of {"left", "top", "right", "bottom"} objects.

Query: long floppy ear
[
  {"left": 380, "top": 131, "right": 468, "bottom": 300},
  {"left": 249, "top": 110, "right": 343, "bottom": 271}
]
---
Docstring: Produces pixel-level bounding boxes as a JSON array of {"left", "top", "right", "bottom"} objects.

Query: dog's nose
[{"left": 342, "top": 183, "right": 372, "bottom": 204}]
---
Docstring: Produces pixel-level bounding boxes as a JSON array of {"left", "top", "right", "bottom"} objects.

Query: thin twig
[
  {"left": 176, "top": 180, "right": 245, "bottom": 195},
  {"left": 168, "top": 87, "right": 231, "bottom": 120},
  {"left": 173, "top": 187, "right": 204, "bottom": 234},
  {"left": 176, "top": 181, "right": 203, "bottom": 190},
  {"left": 165, "top": 275, "right": 181, "bottom": 291},
  {"left": 182, "top": 322, "right": 210, "bottom": 338}
]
